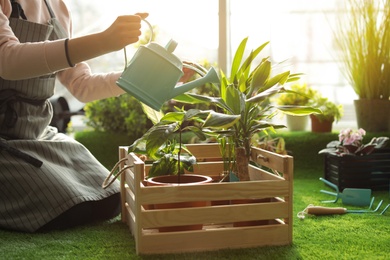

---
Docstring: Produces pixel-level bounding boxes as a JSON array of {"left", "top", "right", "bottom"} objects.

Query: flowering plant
[{"left": 319, "top": 128, "right": 389, "bottom": 156}]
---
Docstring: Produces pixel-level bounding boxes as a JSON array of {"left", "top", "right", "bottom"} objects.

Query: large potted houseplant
[
  {"left": 334, "top": 0, "right": 390, "bottom": 132},
  {"left": 274, "top": 82, "right": 317, "bottom": 131},
  {"left": 174, "top": 38, "right": 321, "bottom": 181}
]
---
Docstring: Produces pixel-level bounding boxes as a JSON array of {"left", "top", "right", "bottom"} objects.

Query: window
[{"left": 64, "top": 0, "right": 358, "bottom": 128}]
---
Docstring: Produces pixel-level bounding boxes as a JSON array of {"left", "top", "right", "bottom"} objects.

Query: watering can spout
[{"left": 171, "top": 67, "right": 220, "bottom": 98}]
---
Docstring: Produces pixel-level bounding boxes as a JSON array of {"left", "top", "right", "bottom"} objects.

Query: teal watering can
[{"left": 117, "top": 20, "right": 220, "bottom": 111}]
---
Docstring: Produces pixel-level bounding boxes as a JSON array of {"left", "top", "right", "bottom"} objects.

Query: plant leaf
[
  {"left": 275, "top": 105, "right": 322, "bottom": 116},
  {"left": 230, "top": 37, "right": 248, "bottom": 80},
  {"left": 141, "top": 103, "right": 164, "bottom": 124},
  {"left": 249, "top": 59, "right": 271, "bottom": 95},
  {"left": 203, "top": 111, "right": 241, "bottom": 129}
]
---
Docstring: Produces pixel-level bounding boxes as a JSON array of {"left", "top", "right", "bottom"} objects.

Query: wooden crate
[
  {"left": 324, "top": 149, "right": 390, "bottom": 191},
  {"left": 119, "top": 143, "right": 293, "bottom": 255}
]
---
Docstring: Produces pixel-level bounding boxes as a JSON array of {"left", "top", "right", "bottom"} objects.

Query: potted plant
[
  {"left": 319, "top": 128, "right": 389, "bottom": 190},
  {"left": 174, "top": 38, "right": 321, "bottom": 181},
  {"left": 334, "top": 0, "right": 390, "bottom": 132},
  {"left": 274, "top": 82, "right": 317, "bottom": 131},
  {"left": 128, "top": 107, "right": 239, "bottom": 184},
  {"left": 309, "top": 94, "right": 343, "bottom": 133},
  {"left": 125, "top": 107, "right": 239, "bottom": 232}
]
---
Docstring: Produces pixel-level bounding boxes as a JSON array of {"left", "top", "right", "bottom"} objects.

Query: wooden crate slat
[
  {"left": 184, "top": 143, "right": 223, "bottom": 158},
  {"left": 138, "top": 224, "right": 290, "bottom": 254},
  {"left": 125, "top": 204, "right": 135, "bottom": 236},
  {"left": 140, "top": 201, "right": 289, "bottom": 229},
  {"left": 135, "top": 180, "right": 289, "bottom": 204},
  {"left": 250, "top": 146, "right": 293, "bottom": 175}
]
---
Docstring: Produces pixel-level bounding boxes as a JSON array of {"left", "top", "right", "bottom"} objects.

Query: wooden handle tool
[{"left": 306, "top": 206, "right": 347, "bottom": 215}]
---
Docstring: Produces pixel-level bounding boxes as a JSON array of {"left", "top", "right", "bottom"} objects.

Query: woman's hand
[
  {"left": 67, "top": 13, "right": 149, "bottom": 66},
  {"left": 179, "top": 62, "right": 196, "bottom": 83},
  {"left": 102, "top": 13, "right": 149, "bottom": 52}
]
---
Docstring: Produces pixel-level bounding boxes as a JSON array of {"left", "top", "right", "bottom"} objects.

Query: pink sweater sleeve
[{"left": 0, "top": 0, "right": 125, "bottom": 101}]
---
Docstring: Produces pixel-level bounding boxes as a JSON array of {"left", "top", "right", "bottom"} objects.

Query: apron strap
[
  {"left": 44, "top": 0, "right": 56, "bottom": 19},
  {"left": 0, "top": 138, "right": 43, "bottom": 168},
  {"left": 10, "top": 0, "right": 27, "bottom": 20}
]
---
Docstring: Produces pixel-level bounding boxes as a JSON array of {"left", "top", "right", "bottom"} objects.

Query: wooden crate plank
[
  {"left": 139, "top": 201, "right": 289, "bottom": 229},
  {"left": 137, "top": 180, "right": 289, "bottom": 204},
  {"left": 138, "top": 225, "right": 290, "bottom": 254}
]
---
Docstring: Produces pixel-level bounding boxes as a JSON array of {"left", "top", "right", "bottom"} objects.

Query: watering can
[{"left": 116, "top": 20, "right": 220, "bottom": 111}]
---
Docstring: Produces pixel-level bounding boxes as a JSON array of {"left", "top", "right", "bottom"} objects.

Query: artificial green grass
[{"left": 1, "top": 131, "right": 389, "bottom": 259}]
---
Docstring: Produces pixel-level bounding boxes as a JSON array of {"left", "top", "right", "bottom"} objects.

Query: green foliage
[
  {"left": 275, "top": 82, "right": 343, "bottom": 123},
  {"left": 311, "top": 95, "right": 343, "bottom": 123},
  {"left": 174, "top": 38, "right": 321, "bottom": 180},
  {"left": 84, "top": 94, "right": 152, "bottom": 138},
  {"left": 274, "top": 82, "right": 316, "bottom": 106},
  {"left": 335, "top": 0, "right": 390, "bottom": 99},
  {"left": 128, "top": 108, "right": 239, "bottom": 177}
]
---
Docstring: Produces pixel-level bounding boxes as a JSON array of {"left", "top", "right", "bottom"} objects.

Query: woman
[{"left": 0, "top": 0, "right": 148, "bottom": 232}]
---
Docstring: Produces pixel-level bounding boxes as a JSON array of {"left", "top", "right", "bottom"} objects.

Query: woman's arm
[
  {"left": 0, "top": 0, "right": 148, "bottom": 80},
  {"left": 67, "top": 14, "right": 148, "bottom": 66}
]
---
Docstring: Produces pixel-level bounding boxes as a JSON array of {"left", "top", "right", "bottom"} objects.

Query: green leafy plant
[
  {"left": 84, "top": 94, "right": 152, "bottom": 138},
  {"left": 128, "top": 108, "right": 239, "bottom": 178},
  {"left": 274, "top": 82, "right": 316, "bottom": 106},
  {"left": 310, "top": 95, "right": 343, "bottom": 123},
  {"left": 334, "top": 0, "right": 390, "bottom": 100},
  {"left": 174, "top": 38, "right": 321, "bottom": 181}
]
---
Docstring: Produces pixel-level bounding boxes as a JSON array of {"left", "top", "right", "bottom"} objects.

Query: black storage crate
[{"left": 324, "top": 149, "right": 390, "bottom": 191}]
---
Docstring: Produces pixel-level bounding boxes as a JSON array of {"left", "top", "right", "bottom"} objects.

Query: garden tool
[
  {"left": 379, "top": 204, "right": 390, "bottom": 215},
  {"left": 319, "top": 177, "right": 371, "bottom": 206},
  {"left": 298, "top": 198, "right": 384, "bottom": 217}
]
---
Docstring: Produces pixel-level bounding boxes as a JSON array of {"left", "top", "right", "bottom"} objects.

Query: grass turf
[{"left": 1, "top": 131, "right": 389, "bottom": 259}]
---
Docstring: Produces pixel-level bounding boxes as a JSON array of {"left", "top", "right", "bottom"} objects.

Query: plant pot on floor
[
  {"left": 323, "top": 149, "right": 390, "bottom": 191},
  {"left": 354, "top": 99, "right": 390, "bottom": 132},
  {"left": 286, "top": 114, "right": 308, "bottom": 131},
  {"left": 310, "top": 114, "right": 334, "bottom": 133}
]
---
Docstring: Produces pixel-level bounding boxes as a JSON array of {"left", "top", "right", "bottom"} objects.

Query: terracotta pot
[
  {"left": 310, "top": 115, "right": 334, "bottom": 133},
  {"left": 146, "top": 174, "right": 213, "bottom": 232}
]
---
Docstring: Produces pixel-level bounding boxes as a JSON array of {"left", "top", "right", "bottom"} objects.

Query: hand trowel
[{"left": 319, "top": 177, "right": 372, "bottom": 206}]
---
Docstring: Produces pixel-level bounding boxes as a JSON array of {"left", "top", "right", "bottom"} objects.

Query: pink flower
[{"left": 339, "top": 128, "right": 365, "bottom": 146}]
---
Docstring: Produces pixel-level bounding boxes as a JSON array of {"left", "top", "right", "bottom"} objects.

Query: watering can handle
[
  {"left": 183, "top": 63, "right": 208, "bottom": 77},
  {"left": 123, "top": 19, "right": 153, "bottom": 69},
  {"left": 141, "top": 19, "right": 153, "bottom": 44}
]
